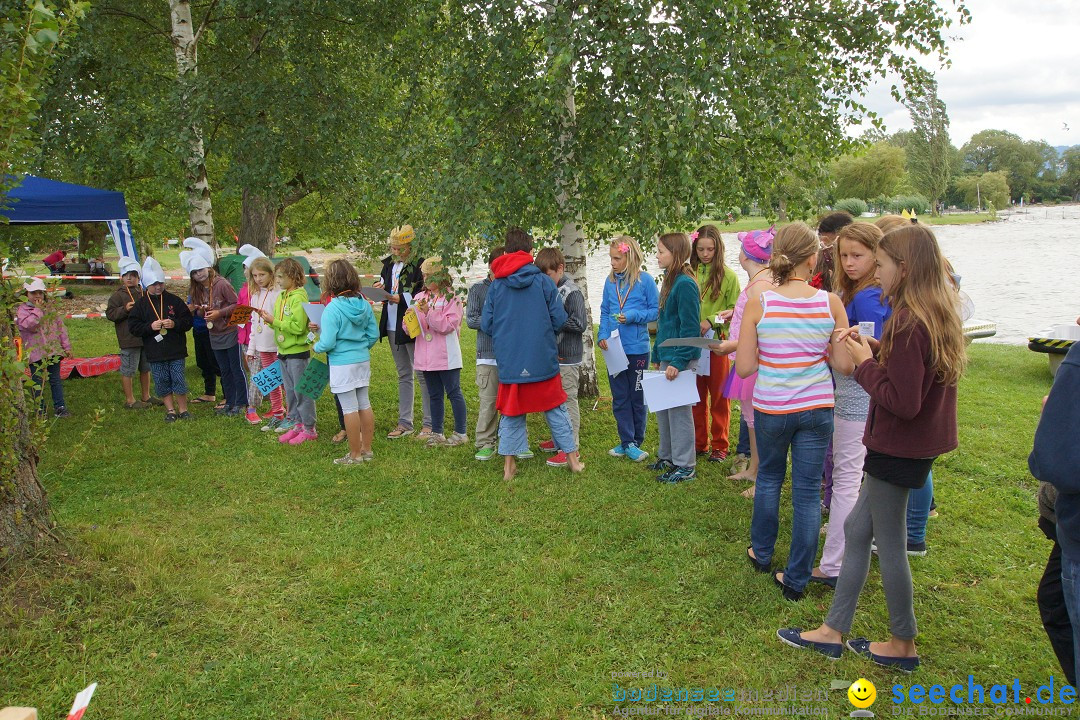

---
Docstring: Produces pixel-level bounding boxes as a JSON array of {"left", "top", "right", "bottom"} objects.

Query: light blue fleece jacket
[
  {"left": 313, "top": 296, "right": 379, "bottom": 365},
  {"left": 597, "top": 271, "right": 659, "bottom": 355}
]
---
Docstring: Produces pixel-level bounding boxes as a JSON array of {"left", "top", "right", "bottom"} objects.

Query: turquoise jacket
[
  {"left": 651, "top": 273, "right": 702, "bottom": 371},
  {"left": 313, "top": 296, "right": 379, "bottom": 365}
]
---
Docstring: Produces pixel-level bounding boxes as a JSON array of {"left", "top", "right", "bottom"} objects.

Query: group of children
[
  {"left": 586, "top": 214, "right": 962, "bottom": 672},
  {"left": 19, "top": 212, "right": 965, "bottom": 670}
]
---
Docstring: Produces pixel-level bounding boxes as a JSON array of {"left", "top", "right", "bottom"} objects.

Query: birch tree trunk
[
  {"left": 552, "top": 18, "right": 597, "bottom": 397},
  {"left": 169, "top": 0, "right": 215, "bottom": 250}
]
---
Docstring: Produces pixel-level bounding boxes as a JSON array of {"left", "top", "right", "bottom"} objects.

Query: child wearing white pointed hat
[
  {"left": 16, "top": 278, "right": 72, "bottom": 418},
  {"left": 105, "top": 256, "right": 162, "bottom": 409},
  {"left": 180, "top": 238, "right": 220, "bottom": 404},
  {"left": 182, "top": 237, "right": 245, "bottom": 417},
  {"left": 127, "top": 257, "right": 194, "bottom": 421}
]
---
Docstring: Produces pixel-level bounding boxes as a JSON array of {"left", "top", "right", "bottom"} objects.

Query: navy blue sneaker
[{"left": 776, "top": 628, "right": 842, "bottom": 659}]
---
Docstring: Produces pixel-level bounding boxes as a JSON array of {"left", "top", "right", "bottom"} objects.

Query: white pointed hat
[
  {"left": 238, "top": 244, "right": 267, "bottom": 268},
  {"left": 118, "top": 256, "right": 141, "bottom": 276},
  {"left": 141, "top": 256, "right": 165, "bottom": 287},
  {"left": 179, "top": 236, "right": 214, "bottom": 274}
]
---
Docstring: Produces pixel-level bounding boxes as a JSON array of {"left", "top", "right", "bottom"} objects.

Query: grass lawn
[{"left": 0, "top": 319, "right": 1064, "bottom": 718}]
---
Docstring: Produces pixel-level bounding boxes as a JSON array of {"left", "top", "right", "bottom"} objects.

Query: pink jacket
[
  {"left": 16, "top": 302, "right": 71, "bottom": 363},
  {"left": 412, "top": 291, "right": 463, "bottom": 372}
]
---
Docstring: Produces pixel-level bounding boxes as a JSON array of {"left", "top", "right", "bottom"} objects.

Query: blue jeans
[
  {"left": 907, "top": 471, "right": 934, "bottom": 544},
  {"left": 30, "top": 359, "right": 65, "bottom": 414},
  {"left": 1061, "top": 550, "right": 1080, "bottom": 681},
  {"left": 213, "top": 344, "right": 247, "bottom": 408},
  {"left": 736, "top": 416, "right": 750, "bottom": 456},
  {"left": 751, "top": 407, "right": 833, "bottom": 592},
  {"left": 498, "top": 405, "right": 576, "bottom": 457},
  {"left": 609, "top": 353, "right": 649, "bottom": 448},
  {"left": 424, "top": 368, "right": 467, "bottom": 435}
]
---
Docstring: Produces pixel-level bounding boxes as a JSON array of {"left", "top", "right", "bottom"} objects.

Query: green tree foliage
[
  {"left": 831, "top": 141, "right": 907, "bottom": 201},
  {"left": 388, "top": 0, "right": 969, "bottom": 257},
  {"left": 1061, "top": 146, "right": 1080, "bottom": 201},
  {"left": 955, "top": 170, "right": 1009, "bottom": 210},
  {"left": 34, "top": 1, "right": 413, "bottom": 254},
  {"left": 1, "top": 0, "right": 86, "bottom": 178},
  {"left": 833, "top": 198, "right": 868, "bottom": 216},
  {"left": 903, "top": 79, "right": 952, "bottom": 214},
  {"left": 961, "top": 129, "right": 1056, "bottom": 203}
]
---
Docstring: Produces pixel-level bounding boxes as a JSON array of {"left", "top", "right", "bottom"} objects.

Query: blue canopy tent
[{"left": 1, "top": 175, "right": 139, "bottom": 261}]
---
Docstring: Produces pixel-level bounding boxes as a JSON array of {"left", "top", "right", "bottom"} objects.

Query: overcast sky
[{"left": 859, "top": 0, "right": 1079, "bottom": 149}]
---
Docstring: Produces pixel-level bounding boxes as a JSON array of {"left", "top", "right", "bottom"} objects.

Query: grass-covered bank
[{"left": 0, "top": 325, "right": 1064, "bottom": 718}]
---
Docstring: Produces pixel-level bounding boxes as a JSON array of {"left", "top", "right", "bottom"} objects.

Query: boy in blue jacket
[{"left": 482, "top": 228, "right": 585, "bottom": 481}]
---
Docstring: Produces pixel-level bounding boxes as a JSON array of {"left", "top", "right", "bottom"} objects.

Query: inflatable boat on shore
[
  {"left": 1029, "top": 324, "right": 1080, "bottom": 377},
  {"left": 963, "top": 320, "right": 997, "bottom": 343}
]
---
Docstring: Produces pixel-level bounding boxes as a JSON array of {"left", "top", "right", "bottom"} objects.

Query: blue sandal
[
  {"left": 776, "top": 628, "right": 842, "bottom": 659},
  {"left": 846, "top": 638, "right": 920, "bottom": 672}
]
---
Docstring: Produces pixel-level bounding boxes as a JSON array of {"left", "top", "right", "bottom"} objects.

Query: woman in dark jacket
[{"left": 374, "top": 224, "right": 431, "bottom": 439}]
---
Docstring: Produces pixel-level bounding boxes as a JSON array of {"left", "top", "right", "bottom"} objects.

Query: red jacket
[{"left": 854, "top": 312, "right": 958, "bottom": 459}]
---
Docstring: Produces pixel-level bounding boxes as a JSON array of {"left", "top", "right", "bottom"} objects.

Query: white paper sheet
[
  {"left": 602, "top": 328, "right": 629, "bottom": 376},
  {"left": 360, "top": 285, "right": 391, "bottom": 303},
  {"left": 303, "top": 303, "right": 325, "bottom": 326},
  {"left": 641, "top": 369, "right": 700, "bottom": 412},
  {"left": 698, "top": 329, "right": 714, "bottom": 377},
  {"left": 658, "top": 336, "right": 720, "bottom": 348}
]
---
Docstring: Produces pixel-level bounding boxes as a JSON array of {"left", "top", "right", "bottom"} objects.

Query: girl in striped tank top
[{"left": 736, "top": 223, "right": 853, "bottom": 601}]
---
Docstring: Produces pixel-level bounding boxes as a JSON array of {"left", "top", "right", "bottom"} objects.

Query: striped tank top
[{"left": 752, "top": 289, "right": 835, "bottom": 414}]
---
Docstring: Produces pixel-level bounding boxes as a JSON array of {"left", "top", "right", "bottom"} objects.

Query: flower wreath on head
[
  {"left": 689, "top": 231, "right": 700, "bottom": 242},
  {"left": 617, "top": 241, "right": 631, "bottom": 254}
]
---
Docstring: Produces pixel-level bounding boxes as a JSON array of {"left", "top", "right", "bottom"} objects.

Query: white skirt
[{"left": 329, "top": 361, "right": 371, "bottom": 394}]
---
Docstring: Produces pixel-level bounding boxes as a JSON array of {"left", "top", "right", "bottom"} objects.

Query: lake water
[
  {"left": 459, "top": 208, "right": 1080, "bottom": 345},
  {"left": 573, "top": 209, "right": 1080, "bottom": 345}
]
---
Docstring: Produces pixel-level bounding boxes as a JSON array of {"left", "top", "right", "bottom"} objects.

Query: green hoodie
[
  {"left": 269, "top": 287, "right": 312, "bottom": 355},
  {"left": 696, "top": 264, "right": 740, "bottom": 334}
]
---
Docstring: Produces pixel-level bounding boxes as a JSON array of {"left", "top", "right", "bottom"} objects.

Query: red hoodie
[{"left": 491, "top": 251, "right": 533, "bottom": 279}]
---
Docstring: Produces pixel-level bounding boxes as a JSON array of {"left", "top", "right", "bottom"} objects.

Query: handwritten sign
[
  {"left": 228, "top": 305, "right": 254, "bottom": 326},
  {"left": 252, "top": 360, "right": 283, "bottom": 395},
  {"left": 296, "top": 358, "right": 329, "bottom": 399}
]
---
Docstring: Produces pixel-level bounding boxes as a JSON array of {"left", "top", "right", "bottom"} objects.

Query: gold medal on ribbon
[
  {"left": 160, "top": 327, "right": 168, "bottom": 336},
  {"left": 206, "top": 321, "right": 214, "bottom": 330},
  {"left": 277, "top": 333, "right": 285, "bottom": 343}
]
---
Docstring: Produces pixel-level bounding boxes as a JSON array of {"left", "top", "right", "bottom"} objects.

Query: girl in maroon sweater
[{"left": 777, "top": 223, "right": 965, "bottom": 672}]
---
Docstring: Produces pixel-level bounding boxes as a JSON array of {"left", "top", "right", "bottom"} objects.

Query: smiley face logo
[{"left": 848, "top": 678, "right": 877, "bottom": 709}]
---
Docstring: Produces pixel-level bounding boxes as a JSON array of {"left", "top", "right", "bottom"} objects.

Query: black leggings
[{"left": 193, "top": 331, "right": 220, "bottom": 396}]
